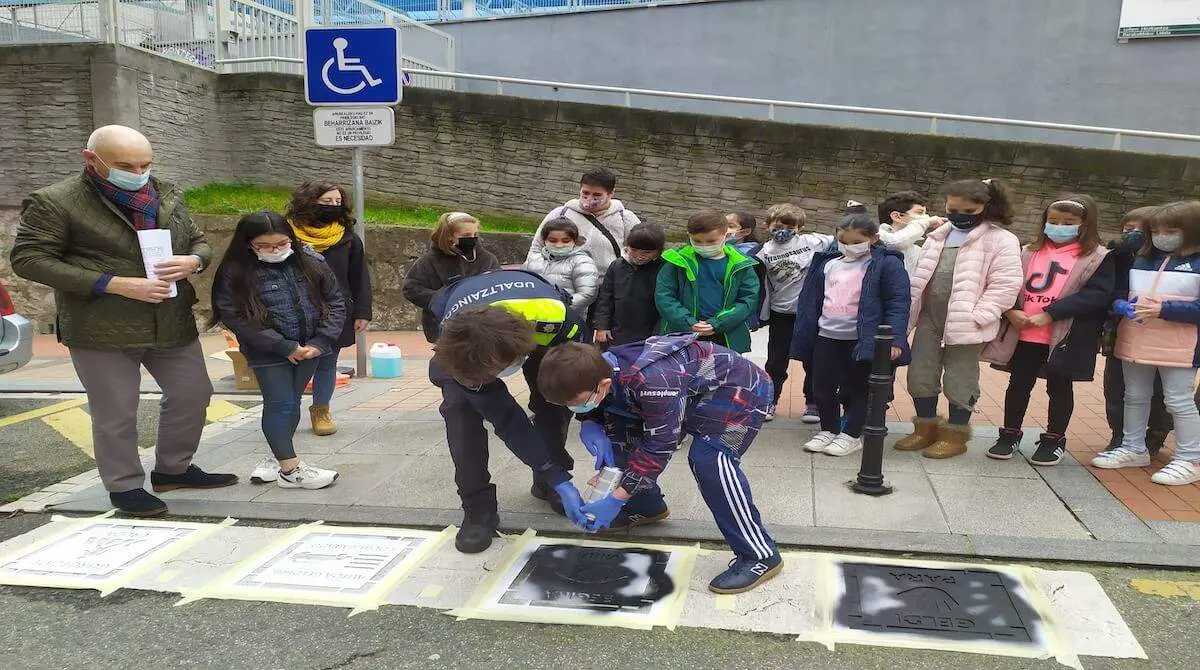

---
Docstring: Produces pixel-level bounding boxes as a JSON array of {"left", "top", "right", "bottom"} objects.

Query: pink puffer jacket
[{"left": 908, "top": 222, "right": 1023, "bottom": 345}]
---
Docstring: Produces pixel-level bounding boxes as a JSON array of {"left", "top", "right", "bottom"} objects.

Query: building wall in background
[{"left": 440, "top": 0, "right": 1200, "bottom": 155}]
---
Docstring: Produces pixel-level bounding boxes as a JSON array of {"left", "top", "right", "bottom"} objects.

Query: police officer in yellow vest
[{"left": 429, "top": 270, "right": 588, "bottom": 552}]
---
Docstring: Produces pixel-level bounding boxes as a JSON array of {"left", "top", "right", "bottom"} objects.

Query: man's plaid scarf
[{"left": 86, "top": 165, "right": 159, "bottom": 230}]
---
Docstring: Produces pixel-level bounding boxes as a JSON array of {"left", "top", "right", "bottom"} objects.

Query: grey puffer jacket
[{"left": 522, "top": 246, "right": 600, "bottom": 311}]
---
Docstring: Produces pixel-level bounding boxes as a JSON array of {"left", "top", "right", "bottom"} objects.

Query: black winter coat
[
  {"left": 592, "top": 257, "right": 664, "bottom": 346},
  {"left": 317, "top": 234, "right": 373, "bottom": 348},
  {"left": 1100, "top": 236, "right": 1138, "bottom": 356},
  {"left": 402, "top": 244, "right": 501, "bottom": 342}
]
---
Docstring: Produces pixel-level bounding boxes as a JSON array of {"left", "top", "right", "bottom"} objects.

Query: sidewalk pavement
[{"left": 4, "top": 331, "right": 1199, "bottom": 565}]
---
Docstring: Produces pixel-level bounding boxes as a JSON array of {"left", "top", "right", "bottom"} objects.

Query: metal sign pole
[{"left": 352, "top": 146, "right": 367, "bottom": 378}]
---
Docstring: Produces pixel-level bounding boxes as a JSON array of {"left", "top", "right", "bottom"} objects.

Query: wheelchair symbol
[{"left": 321, "top": 37, "right": 383, "bottom": 95}]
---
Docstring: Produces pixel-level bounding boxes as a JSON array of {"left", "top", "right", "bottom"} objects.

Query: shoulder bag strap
[{"left": 578, "top": 211, "right": 623, "bottom": 259}]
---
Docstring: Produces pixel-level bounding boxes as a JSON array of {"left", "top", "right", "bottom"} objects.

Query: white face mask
[
  {"left": 256, "top": 248, "right": 294, "bottom": 264},
  {"left": 839, "top": 241, "right": 871, "bottom": 258},
  {"left": 693, "top": 243, "right": 725, "bottom": 259},
  {"left": 497, "top": 356, "right": 528, "bottom": 378},
  {"left": 1153, "top": 233, "right": 1183, "bottom": 253}
]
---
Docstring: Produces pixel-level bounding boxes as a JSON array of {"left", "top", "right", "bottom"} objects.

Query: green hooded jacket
[
  {"left": 10, "top": 173, "right": 211, "bottom": 350},
  {"left": 654, "top": 244, "right": 760, "bottom": 353}
]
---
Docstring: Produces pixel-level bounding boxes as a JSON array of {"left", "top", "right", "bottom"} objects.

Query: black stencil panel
[
  {"left": 499, "top": 544, "right": 675, "bottom": 613},
  {"left": 835, "top": 562, "right": 1042, "bottom": 644}
]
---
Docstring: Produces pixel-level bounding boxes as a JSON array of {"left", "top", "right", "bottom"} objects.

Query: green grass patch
[{"left": 184, "top": 181, "right": 541, "bottom": 233}]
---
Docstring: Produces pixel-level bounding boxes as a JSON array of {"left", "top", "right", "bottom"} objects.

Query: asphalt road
[
  {"left": 0, "top": 513, "right": 1196, "bottom": 670},
  {"left": 0, "top": 397, "right": 258, "bottom": 503}
]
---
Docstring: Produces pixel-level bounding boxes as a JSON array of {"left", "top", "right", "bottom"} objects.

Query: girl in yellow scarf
[{"left": 282, "top": 181, "right": 373, "bottom": 443}]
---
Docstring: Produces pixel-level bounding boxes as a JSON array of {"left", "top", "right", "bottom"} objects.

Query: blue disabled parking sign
[{"left": 304, "top": 26, "right": 401, "bottom": 106}]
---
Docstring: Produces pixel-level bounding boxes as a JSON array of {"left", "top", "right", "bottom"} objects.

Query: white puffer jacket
[
  {"left": 522, "top": 246, "right": 600, "bottom": 311},
  {"left": 527, "top": 199, "right": 640, "bottom": 274}
]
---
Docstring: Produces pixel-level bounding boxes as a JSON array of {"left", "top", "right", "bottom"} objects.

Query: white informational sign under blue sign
[{"left": 304, "top": 26, "right": 402, "bottom": 106}]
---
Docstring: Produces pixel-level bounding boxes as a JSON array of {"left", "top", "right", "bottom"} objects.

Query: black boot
[
  {"left": 455, "top": 508, "right": 500, "bottom": 554},
  {"left": 986, "top": 428, "right": 1023, "bottom": 460},
  {"left": 109, "top": 489, "right": 168, "bottom": 517},
  {"left": 1030, "top": 433, "right": 1067, "bottom": 467}
]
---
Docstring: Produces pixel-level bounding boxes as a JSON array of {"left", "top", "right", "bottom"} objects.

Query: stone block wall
[
  {"left": 0, "top": 44, "right": 228, "bottom": 206},
  {"left": 0, "top": 45, "right": 98, "bottom": 206},
  {"left": 219, "top": 75, "right": 1200, "bottom": 242}
]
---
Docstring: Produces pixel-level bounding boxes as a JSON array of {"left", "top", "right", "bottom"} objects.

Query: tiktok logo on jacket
[{"left": 1024, "top": 260, "right": 1070, "bottom": 304}]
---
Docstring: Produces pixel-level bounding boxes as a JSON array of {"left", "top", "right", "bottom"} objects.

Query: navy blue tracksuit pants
[{"left": 619, "top": 440, "right": 777, "bottom": 562}]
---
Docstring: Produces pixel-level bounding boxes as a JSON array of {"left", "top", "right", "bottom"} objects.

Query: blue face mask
[
  {"left": 567, "top": 386, "right": 602, "bottom": 414},
  {"left": 771, "top": 229, "right": 796, "bottom": 244},
  {"left": 1043, "top": 222, "right": 1080, "bottom": 244},
  {"left": 497, "top": 357, "right": 527, "bottom": 378},
  {"left": 568, "top": 399, "right": 601, "bottom": 414},
  {"left": 96, "top": 156, "right": 150, "bottom": 191},
  {"left": 1122, "top": 230, "right": 1143, "bottom": 248}
]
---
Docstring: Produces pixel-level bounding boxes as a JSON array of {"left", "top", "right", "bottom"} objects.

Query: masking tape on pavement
[
  {"left": 349, "top": 525, "right": 454, "bottom": 617},
  {"left": 176, "top": 521, "right": 323, "bottom": 607},
  {"left": 449, "top": 530, "right": 699, "bottom": 631},
  {"left": 179, "top": 522, "right": 449, "bottom": 616},
  {"left": 794, "top": 551, "right": 1082, "bottom": 669},
  {"left": 0, "top": 514, "right": 234, "bottom": 597}
]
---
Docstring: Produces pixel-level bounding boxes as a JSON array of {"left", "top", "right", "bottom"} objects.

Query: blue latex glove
[
  {"left": 579, "top": 421, "right": 616, "bottom": 470},
  {"left": 580, "top": 493, "right": 627, "bottom": 533},
  {"left": 553, "top": 482, "right": 589, "bottom": 529},
  {"left": 1114, "top": 296, "right": 1142, "bottom": 322}
]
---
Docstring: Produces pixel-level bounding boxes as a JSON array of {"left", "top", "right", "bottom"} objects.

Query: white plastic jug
[{"left": 369, "top": 342, "right": 404, "bottom": 378}]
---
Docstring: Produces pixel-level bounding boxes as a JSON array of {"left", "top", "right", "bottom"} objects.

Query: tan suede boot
[
  {"left": 309, "top": 405, "right": 337, "bottom": 436},
  {"left": 922, "top": 421, "right": 971, "bottom": 459},
  {"left": 893, "top": 417, "right": 941, "bottom": 451}
]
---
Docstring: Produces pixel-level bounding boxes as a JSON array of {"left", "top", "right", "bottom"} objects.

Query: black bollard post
[{"left": 851, "top": 324, "right": 895, "bottom": 496}]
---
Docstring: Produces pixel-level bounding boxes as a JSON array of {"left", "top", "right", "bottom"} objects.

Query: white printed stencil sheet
[
  {"left": 179, "top": 524, "right": 450, "bottom": 614},
  {"left": 0, "top": 517, "right": 227, "bottom": 595}
]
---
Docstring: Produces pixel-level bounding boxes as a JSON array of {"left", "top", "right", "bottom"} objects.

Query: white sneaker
[
  {"left": 824, "top": 434, "right": 864, "bottom": 457},
  {"left": 250, "top": 456, "right": 280, "bottom": 484},
  {"left": 1150, "top": 459, "right": 1200, "bottom": 486},
  {"left": 764, "top": 408, "right": 776, "bottom": 422},
  {"left": 277, "top": 461, "right": 339, "bottom": 490},
  {"left": 803, "top": 431, "right": 838, "bottom": 453},
  {"left": 1091, "top": 447, "right": 1151, "bottom": 469}
]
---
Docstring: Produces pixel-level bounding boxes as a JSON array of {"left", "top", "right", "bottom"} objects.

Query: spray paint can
[{"left": 582, "top": 467, "right": 624, "bottom": 521}]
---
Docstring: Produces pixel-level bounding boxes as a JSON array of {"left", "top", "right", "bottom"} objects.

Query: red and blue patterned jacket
[{"left": 597, "top": 334, "right": 773, "bottom": 495}]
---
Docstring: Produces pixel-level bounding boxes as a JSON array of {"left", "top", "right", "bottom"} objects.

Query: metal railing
[
  {"left": 417, "top": 0, "right": 692, "bottom": 22},
  {"left": 0, "top": 0, "right": 454, "bottom": 82},
  {"left": 408, "top": 69, "right": 1200, "bottom": 153},
  {"left": 1, "top": 0, "right": 103, "bottom": 43},
  {"left": 117, "top": 0, "right": 217, "bottom": 67}
]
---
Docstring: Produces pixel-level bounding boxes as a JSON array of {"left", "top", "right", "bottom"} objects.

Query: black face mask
[
  {"left": 948, "top": 212, "right": 984, "bottom": 230},
  {"left": 314, "top": 204, "right": 344, "bottom": 224},
  {"left": 456, "top": 237, "right": 478, "bottom": 254}
]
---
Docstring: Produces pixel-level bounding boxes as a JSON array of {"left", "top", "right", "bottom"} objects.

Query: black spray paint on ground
[
  {"left": 499, "top": 544, "right": 675, "bottom": 613},
  {"left": 834, "top": 562, "right": 1044, "bottom": 645}
]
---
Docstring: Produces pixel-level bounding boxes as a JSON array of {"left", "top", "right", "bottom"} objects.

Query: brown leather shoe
[
  {"left": 309, "top": 405, "right": 337, "bottom": 436},
  {"left": 923, "top": 421, "right": 971, "bottom": 459},
  {"left": 894, "top": 417, "right": 941, "bottom": 451}
]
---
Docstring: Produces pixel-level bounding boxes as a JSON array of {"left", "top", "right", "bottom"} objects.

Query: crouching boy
[{"left": 538, "top": 334, "right": 782, "bottom": 594}]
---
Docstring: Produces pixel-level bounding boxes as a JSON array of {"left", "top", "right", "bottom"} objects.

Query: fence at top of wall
[
  {"left": 408, "top": 1, "right": 718, "bottom": 23},
  {"left": 0, "top": 0, "right": 455, "bottom": 85}
]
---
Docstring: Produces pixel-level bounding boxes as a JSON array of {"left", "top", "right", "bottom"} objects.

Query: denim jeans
[
  {"left": 311, "top": 346, "right": 340, "bottom": 406},
  {"left": 252, "top": 357, "right": 322, "bottom": 460},
  {"left": 1123, "top": 361, "right": 1200, "bottom": 461}
]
